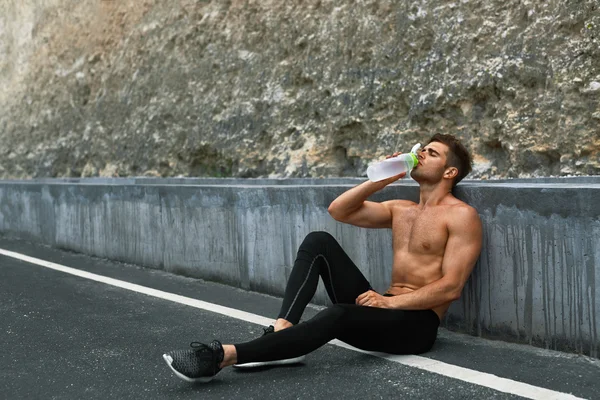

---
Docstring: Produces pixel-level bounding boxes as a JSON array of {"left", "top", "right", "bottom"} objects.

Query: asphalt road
[{"left": 1, "top": 235, "right": 598, "bottom": 400}]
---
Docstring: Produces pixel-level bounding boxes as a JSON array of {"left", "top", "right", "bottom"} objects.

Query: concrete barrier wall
[{"left": 0, "top": 178, "right": 598, "bottom": 357}]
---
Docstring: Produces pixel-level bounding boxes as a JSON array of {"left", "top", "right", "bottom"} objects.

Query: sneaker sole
[
  {"left": 232, "top": 355, "right": 306, "bottom": 369},
  {"left": 162, "top": 354, "right": 215, "bottom": 383}
]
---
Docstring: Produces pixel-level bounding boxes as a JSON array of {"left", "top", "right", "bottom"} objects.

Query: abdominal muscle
[{"left": 383, "top": 252, "right": 450, "bottom": 321}]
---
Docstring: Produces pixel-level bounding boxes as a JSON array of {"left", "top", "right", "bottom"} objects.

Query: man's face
[{"left": 410, "top": 141, "right": 450, "bottom": 183}]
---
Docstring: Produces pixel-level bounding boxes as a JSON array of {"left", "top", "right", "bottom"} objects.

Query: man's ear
[{"left": 444, "top": 167, "right": 458, "bottom": 180}]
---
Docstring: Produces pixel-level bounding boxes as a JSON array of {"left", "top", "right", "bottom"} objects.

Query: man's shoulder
[
  {"left": 442, "top": 195, "right": 477, "bottom": 212},
  {"left": 447, "top": 199, "right": 477, "bottom": 212},
  {"left": 446, "top": 202, "right": 481, "bottom": 228}
]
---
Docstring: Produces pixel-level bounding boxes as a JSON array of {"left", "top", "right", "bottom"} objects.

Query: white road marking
[{"left": 0, "top": 248, "right": 585, "bottom": 400}]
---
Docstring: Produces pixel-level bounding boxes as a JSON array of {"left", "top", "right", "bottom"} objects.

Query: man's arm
[
  {"left": 382, "top": 205, "right": 482, "bottom": 310},
  {"left": 328, "top": 173, "right": 405, "bottom": 229}
]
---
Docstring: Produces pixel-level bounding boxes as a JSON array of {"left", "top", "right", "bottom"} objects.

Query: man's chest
[{"left": 391, "top": 208, "right": 449, "bottom": 255}]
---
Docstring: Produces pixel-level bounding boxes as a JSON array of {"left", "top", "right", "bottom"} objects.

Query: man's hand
[
  {"left": 377, "top": 151, "right": 407, "bottom": 185},
  {"left": 385, "top": 152, "right": 402, "bottom": 159},
  {"left": 377, "top": 171, "right": 406, "bottom": 186},
  {"left": 355, "top": 290, "right": 391, "bottom": 308}
]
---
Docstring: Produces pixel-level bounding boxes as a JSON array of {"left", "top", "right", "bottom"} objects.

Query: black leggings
[{"left": 234, "top": 231, "right": 439, "bottom": 364}]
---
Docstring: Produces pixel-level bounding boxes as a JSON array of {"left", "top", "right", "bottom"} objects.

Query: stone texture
[{"left": 0, "top": 0, "right": 599, "bottom": 179}]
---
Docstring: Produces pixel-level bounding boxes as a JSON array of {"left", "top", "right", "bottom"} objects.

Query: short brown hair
[{"left": 428, "top": 133, "right": 472, "bottom": 187}]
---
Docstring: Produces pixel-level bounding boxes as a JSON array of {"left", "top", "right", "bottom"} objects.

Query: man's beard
[{"left": 411, "top": 168, "right": 443, "bottom": 184}]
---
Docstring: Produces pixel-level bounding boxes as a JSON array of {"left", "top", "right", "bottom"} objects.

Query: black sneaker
[
  {"left": 163, "top": 340, "right": 224, "bottom": 383},
  {"left": 232, "top": 326, "right": 306, "bottom": 369}
]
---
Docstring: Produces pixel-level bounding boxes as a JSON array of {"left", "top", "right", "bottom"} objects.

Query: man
[{"left": 163, "top": 133, "right": 483, "bottom": 383}]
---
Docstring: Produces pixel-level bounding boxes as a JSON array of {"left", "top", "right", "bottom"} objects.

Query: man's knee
[
  {"left": 301, "top": 231, "right": 337, "bottom": 249},
  {"left": 321, "top": 303, "right": 348, "bottom": 322}
]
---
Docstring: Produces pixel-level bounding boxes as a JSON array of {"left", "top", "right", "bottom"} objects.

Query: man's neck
[{"left": 417, "top": 182, "right": 453, "bottom": 207}]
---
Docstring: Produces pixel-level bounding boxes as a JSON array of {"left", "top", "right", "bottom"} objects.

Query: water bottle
[{"left": 366, "top": 143, "right": 421, "bottom": 182}]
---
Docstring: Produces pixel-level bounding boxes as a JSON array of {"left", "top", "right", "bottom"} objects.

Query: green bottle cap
[
  {"left": 409, "top": 152, "right": 418, "bottom": 168},
  {"left": 409, "top": 143, "right": 421, "bottom": 168}
]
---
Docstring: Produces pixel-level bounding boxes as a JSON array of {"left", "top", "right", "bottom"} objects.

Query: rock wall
[{"left": 1, "top": 0, "right": 599, "bottom": 179}]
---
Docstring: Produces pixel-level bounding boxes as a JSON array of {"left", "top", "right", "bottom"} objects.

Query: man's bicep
[
  {"left": 441, "top": 208, "right": 483, "bottom": 296},
  {"left": 334, "top": 201, "right": 394, "bottom": 229}
]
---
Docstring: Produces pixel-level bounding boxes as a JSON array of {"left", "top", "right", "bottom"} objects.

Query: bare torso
[{"left": 383, "top": 198, "right": 467, "bottom": 320}]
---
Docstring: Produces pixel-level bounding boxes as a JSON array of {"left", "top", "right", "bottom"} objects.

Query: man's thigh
[{"left": 336, "top": 305, "right": 439, "bottom": 354}]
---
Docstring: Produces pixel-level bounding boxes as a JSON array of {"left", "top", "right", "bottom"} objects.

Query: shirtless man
[{"left": 163, "top": 133, "right": 483, "bottom": 383}]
